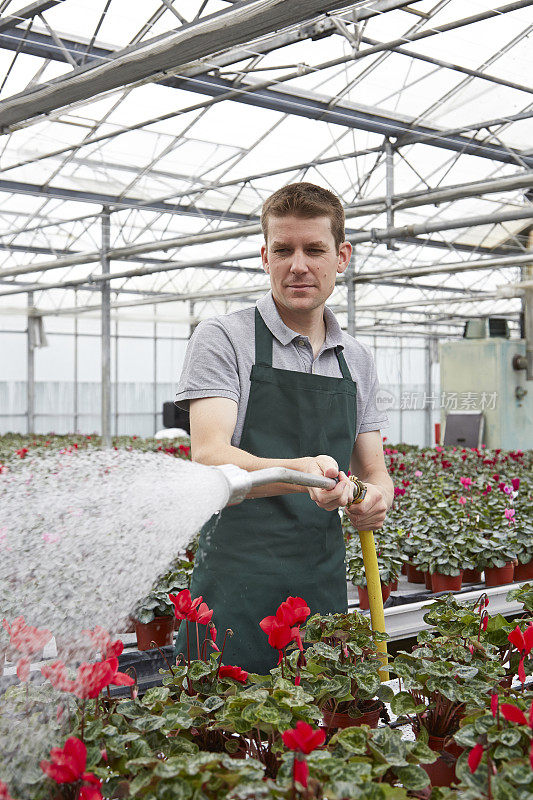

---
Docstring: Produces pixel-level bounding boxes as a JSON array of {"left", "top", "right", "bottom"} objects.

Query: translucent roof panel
[{"left": 0, "top": 0, "right": 531, "bottom": 333}]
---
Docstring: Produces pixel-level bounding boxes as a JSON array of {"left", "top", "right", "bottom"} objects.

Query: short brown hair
[{"left": 261, "top": 182, "right": 345, "bottom": 252}]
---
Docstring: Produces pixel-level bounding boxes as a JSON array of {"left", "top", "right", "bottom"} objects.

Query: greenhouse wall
[{"left": 0, "top": 324, "right": 440, "bottom": 446}]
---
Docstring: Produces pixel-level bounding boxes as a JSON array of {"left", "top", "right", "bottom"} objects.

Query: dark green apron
[{"left": 176, "top": 307, "right": 357, "bottom": 674}]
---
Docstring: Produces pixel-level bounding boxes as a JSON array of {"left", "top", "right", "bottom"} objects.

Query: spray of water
[
  {"left": 0, "top": 449, "right": 230, "bottom": 795},
  {"left": 0, "top": 449, "right": 229, "bottom": 646}
]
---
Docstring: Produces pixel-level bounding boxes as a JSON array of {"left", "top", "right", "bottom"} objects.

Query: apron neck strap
[
  {"left": 255, "top": 307, "right": 273, "bottom": 366},
  {"left": 335, "top": 346, "right": 353, "bottom": 380}
]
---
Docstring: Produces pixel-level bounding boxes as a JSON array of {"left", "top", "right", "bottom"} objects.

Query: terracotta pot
[
  {"left": 424, "top": 572, "right": 433, "bottom": 590},
  {"left": 390, "top": 579, "right": 398, "bottom": 591},
  {"left": 514, "top": 560, "right": 533, "bottom": 581},
  {"left": 485, "top": 562, "right": 514, "bottom": 587},
  {"left": 406, "top": 563, "right": 425, "bottom": 584},
  {"left": 423, "top": 735, "right": 464, "bottom": 787},
  {"left": 357, "top": 583, "right": 391, "bottom": 611},
  {"left": 463, "top": 568, "right": 482, "bottom": 583},
  {"left": 401, "top": 563, "right": 407, "bottom": 576},
  {"left": 135, "top": 616, "right": 175, "bottom": 651},
  {"left": 431, "top": 571, "right": 463, "bottom": 593},
  {"left": 323, "top": 699, "right": 383, "bottom": 730}
]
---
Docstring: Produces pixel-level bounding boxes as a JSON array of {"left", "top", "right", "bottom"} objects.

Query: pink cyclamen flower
[
  {"left": 504, "top": 508, "right": 515, "bottom": 521},
  {"left": 458, "top": 496, "right": 467, "bottom": 505},
  {"left": 460, "top": 477, "right": 473, "bottom": 489},
  {"left": 414, "top": 470, "right": 423, "bottom": 477}
]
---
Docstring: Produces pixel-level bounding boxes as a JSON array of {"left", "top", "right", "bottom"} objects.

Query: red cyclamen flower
[
  {"left": 187, "top": 601, "right": 213, "bottom": 625},
  {"left": 276, "top": 597, "right": 310, "bottom": 627},
  {"left": 168, "top": 589, "right": 202, "bottom": 621},
  {"left": 82, "top": 626, "right": 123, "bottom": 660},
  {"left": 468, "top": 742, "right": 484, "bottom": 773},
  {"left": 2, "top": 617, "right": 52, "bottom": 656},
  {"left": 293, "top": 758, "right": 309, "bottom": 789},
  {"left": 40, "top": 737, "right": 99, "bottom": 788},
  {"left": 282, "top": 721, "right": 325, "bottom": 754},
  {"left": 0, "top": 781, "right": 16, "bottom": 800},
  {"left": 218, "top": 665, "right": 248, "bottom": 683},
  {"left": 259, "top": 616, "right": 299, "bottom": 661},
  {"left": 42, "top": 658, "right": 132, "bottom": 698},
  {"left": 507, "top": 624, "right": 533, "bottom": 683},
  {"left": 500, "top": 700, "right": 533, "bottom": 728},
  {"left": 490, "top": 694, "right": 498, "bottom": 717},
  {"left": 209, "top": 625, "right": 220, "bottom": 651}
]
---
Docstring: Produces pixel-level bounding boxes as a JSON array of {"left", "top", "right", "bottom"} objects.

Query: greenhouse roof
[{"left": 0, "top": 0, "right": 532, "bottom": 335}]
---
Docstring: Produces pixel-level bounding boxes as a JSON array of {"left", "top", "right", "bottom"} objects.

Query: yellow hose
[{"left": 358, "top": 529, "right": 389, "bottom": 681}]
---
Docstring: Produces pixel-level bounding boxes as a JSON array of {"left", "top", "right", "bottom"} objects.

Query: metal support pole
[
  {"left": 525, "top": 231, "right": 533, "bottom": 380},
  {"left": 101, "top": 206, "right": 111, "bottom": 446},
  {"left": 114, "top": 314, "right": 119, "bottom": 437},
  {"left": 346, "top": 254, "right": 355, "bottom": 337},
  {"left": 384, "top": 138, "right": 395, "bottom": 251},
  {"left": 189, "top": 300, "right": 196, "bottom": 337},
  {"left": 74, "top": 289, "right": 78, "bottom": 432},
  {"left": 153, "top": 305, "right": 158, "bottom": 435},
  {"left": 27, "top": 291, "right": 35, "bottom": 434},
  {"left": 399, "top": 330, "right": 403, "bottom": 443},
  {"left": 425, "top": 336, "right": 433, "bottom": 447}
]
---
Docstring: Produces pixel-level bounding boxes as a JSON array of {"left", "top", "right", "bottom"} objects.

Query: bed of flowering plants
[
  {"left": 0, "top": 433, "right": 191, "bottom": 470},
  {"left": 1, "top": 436, "right": 533, "bottom": 799},
  {"left": 2, "top": 582, "right": 533, "bottom": 800},
  {"left": 344, "top": 443, "right": 533, "bottom": 591}
]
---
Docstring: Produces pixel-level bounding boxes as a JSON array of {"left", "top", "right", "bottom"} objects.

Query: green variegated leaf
[{"left": 395, "top": 765, "right": 430, "bottom": 790}]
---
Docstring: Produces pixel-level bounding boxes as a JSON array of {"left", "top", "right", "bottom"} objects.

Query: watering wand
[{"left": 214, "top": 464, "right": 389, "bottom": 681}]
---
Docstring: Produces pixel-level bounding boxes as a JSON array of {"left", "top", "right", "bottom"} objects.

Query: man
[{"left": 175, "top": 182, "right": 393, "bottom": 673}]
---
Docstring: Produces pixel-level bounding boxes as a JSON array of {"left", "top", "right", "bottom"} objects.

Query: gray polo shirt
[{"left": 175, "top": 292, "right": 388, "bottom": 447}]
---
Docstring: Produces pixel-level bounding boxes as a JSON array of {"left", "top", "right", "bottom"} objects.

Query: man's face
[{"left": 261, "top": 215, "right": 351, "bottom": 314}]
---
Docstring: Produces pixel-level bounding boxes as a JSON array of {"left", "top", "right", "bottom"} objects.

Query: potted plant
[
  {"left": 391, "top": 634, "right": 505, "bottom": 787},
  {"left": 449, "top": 693, "right": 533, "bottom": 800},
  {"left": 477, "top": 531, "right": 517, "bottom": 586},
  {"left": 276, "top": 723, "right": 435, "bottom": 798},
  {"left": 511, "top": 521, "right": 533, "bottom": 581},
  {"left": 296, "top": 612, "right": 393, "bottom": 734},
  {"left": 133, "top": 557, "right": 194, "bottom": 650}
]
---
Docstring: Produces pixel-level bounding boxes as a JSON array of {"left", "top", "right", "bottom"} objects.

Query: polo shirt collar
[{"left": 256, "top": 291, "right": 344, "bottom": 350}]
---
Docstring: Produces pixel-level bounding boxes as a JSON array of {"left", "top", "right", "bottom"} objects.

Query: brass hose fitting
[{"left": 347, "top": 475, "right": 367, "bottom": 507}]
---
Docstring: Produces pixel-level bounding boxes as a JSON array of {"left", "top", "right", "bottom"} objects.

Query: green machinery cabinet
[{"left": 440, "top": 338, "right": 533, "bottom": 450}]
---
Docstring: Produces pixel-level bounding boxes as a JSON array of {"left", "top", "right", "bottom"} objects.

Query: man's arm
[
  {"left": 345, "top": 430, "right": 393, "bottom": 530},
  {"left": 190, "top": 396, "right": 353, "bottom": 509}
]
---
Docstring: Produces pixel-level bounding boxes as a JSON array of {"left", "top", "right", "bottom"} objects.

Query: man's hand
[
  {"left": 305, "top": 455, "right": 354, "bottom": 511},
  {"left": 345, "top": 483, "right": 388, "bottom": 530}
]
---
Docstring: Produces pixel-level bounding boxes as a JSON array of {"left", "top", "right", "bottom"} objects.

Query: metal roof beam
[
  {"left": 0, "top": 3, "right": 531, "bottom": 166},
  {"left": 1, "top": 170, "right": 531, "bottom": 274},
  {"left": 0, "top": 0, "right": 367, "bottom": 130},
  {"left": 0, "top": 177, "right": 255, "bottom": 220},
  {"left": 355, "top": 252, "right": 533, "bottom": 283},
  {"left": 168, "top": 75, "right": 533, "bottom": 168},
  {"left": 3, "top": 202, "right": 532, "bottom": 281},
  {"left": 0, "top": 0, "right": 62, "bottom": 34}
]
